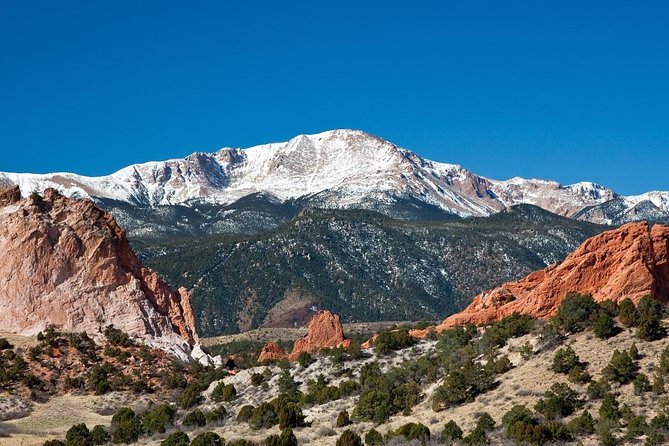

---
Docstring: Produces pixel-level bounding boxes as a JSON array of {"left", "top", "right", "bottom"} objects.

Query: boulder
[{"left": 191, "top": 344, "right": 213, "bottom": 367}]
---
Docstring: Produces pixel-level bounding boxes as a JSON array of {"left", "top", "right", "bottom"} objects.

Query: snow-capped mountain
[
  {"left": 1, "top": 129, "right": 667, "bottom": 224},
  {"left": 574, "top": 191, "right": 669, "bottom": 225}
]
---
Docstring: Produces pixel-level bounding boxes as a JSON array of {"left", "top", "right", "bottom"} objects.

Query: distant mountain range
[{"left": 1, "top": 129, "right": 667, "bottom": 235}]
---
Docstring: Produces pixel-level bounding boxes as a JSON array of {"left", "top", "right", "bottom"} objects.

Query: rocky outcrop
[
  {"left": 288, "top": 311, "right": 351, "bottom": 360},
  {"left": 0, "top": 188, "right": 198, "bottom": 347},
  {"left": 257, "top": 311, "right": 351, "bottom": 362},
  {"left": 361, "top": 334, "right": 377, "bottom": 350},
  {"left": 191, "top": 344, "right": 223, "bottom": 368},
  {"left": 0, "top": 185, "right": 20, "bottom": 206},
  {"left": 434, "top": 222, "right": 669, "bottom": 330},
  {"left": 257, "top": 342, "right": 288, "bottom": 362}
]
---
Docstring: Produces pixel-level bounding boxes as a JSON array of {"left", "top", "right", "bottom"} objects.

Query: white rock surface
[
  {"left": 190, "top": 344, "right": 224, "bottom": 368},
  {"left": 191, "top": 344, "right": 213, "bottom": 367}
]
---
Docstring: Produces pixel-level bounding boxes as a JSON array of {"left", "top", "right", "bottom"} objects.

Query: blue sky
[{"left": 1, "top": 1, "right": 667, "bottom": 195}]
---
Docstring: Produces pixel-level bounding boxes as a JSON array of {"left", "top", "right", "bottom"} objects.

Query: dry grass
[
  {"left": 2, "top": 394, "right": 112, "bottom": 446},
  {"left": 0, "top": 332, "right": 38, "bottom": 350}
]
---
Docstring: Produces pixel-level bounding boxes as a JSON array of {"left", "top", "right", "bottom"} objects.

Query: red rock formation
[
  {"left": 361, "top": 334, "right": 378, "bottom": 350},
  {"left": 288, "top": 311, "right": 351, "bottom": 360},
  {"left": 434, "top": 222, "right": 669, "bottom": 330},
  {"left": 257, "top": 342, "right": 288, "bottom": 362},
  {"left": 0, "top": 187, "right": 197, "bottom": 345}
]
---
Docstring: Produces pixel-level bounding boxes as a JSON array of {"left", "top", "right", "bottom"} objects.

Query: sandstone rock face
[
  {"left": 257, "top": 342, "right": 288, "bottom": 362},
  {"left": 437, "top": 222, "right": 669, "bottom": 329},
  {"left": 288, "top": 310, "right": 351, "bottom": 361},
  {"left": 361, "top": 334, "right": 377, "bottom": 350},
  {"left": 0, "top": 188, "right": 198, "bottom": 346},
  {"left": 0, "top": 185, "right": 20, "bottom": 206}
]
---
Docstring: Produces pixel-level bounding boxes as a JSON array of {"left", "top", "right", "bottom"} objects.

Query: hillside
[
  {"left": 3, "top": 221, "right": 669, "bottom": 445},
  {"left": 4, "top": 295, "right": 669, "bottom": 446},
  {"left": 136, "top": 205, "right": 605, "bottom": 336}
]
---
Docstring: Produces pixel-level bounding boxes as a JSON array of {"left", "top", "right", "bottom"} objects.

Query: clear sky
[{"left": 1, "top": 1, "right": 667, "bottom": 195}]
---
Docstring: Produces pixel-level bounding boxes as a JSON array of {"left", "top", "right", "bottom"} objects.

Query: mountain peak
[
  {"left": 0, "top": 131, "right": 666, "bottom": 223},
  {"left": 566, "top": 181, "right": 617, "bottom": 199}
]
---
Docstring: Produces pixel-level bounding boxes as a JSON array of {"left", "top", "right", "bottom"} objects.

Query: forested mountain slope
[{"left": 136, "top": 205, "right": 606, "bottom": 336}]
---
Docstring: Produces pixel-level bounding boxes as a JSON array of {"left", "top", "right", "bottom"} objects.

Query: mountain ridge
[{"left": 2, "top": 129, "right": 667, "bottom": 226}]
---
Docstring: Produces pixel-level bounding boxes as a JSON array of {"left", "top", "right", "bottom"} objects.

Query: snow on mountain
[
  {"left": 487, "top": 178, "right": 617, "bottom": 218},
  {"left": 0, "top": 129, "right": 665, "bottom": 222},
  {"left": 625, "top": 191, "right": 669, "bottom": 212},
  {"left": 572, "top": 190, "right": 669, "bottom": 225}
]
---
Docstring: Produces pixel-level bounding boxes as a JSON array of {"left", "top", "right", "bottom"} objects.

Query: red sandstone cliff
[
  {"left": 288, "top": 311, "right": 351, "bottom": 360},
  {"left": 0, "top": 187, "right": 198, "bottom": 345},
  {"left": 257, "top": 342, "right": 288, "bottom": 362},
  {"left": 257, "top": 311, "right": 351, "bottom": 362},
  {"left": 433, "top": 221, "right": 669, "bottom": 330}
]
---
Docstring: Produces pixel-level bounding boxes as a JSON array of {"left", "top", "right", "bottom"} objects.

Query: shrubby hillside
[
  {"left": 5, "top": 293, "right": 669, "bottom": 445},
  {"left": 136, "top": 205, "right": 605, "bottom": 336}
]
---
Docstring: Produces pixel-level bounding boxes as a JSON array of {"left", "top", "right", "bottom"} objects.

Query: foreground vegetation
[{"left": 3, "top": 293, "right": 669, "bottom": 445}]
